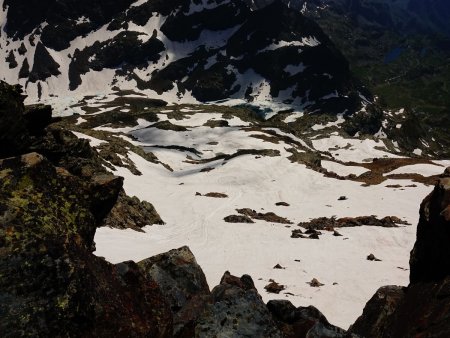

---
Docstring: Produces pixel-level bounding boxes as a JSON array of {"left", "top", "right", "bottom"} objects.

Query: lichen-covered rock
[
  {"left": 139, "top": 246, "right": 211, "bottom": 337},
  {"left": 138, "top": 246, "right": 210, "bottom": 312},
  {"left": 0, "top": 153, "right": 97, "bottom": 249},
  {"left": 0, "top": 153, "right": 172, "bottom": 337},
  {"left": 195, "top": 272, "right": 283, "bottom": 338},
  {"left": 103, "top": 191, "right": 164, "bottom": 231},
  {"left": 267, "top": 300, "right": 348, "bottom": 338}
]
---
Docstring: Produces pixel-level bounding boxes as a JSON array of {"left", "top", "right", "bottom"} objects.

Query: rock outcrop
[
  {"left": 410, "top": 170, "right": 450, "bottom": 283},
  {"left": 267, "top": 300, "right": 347, "bottom": 338},
  {"left": 0, "top": 152, "right": 172, "bottom": 337},
  {"left": 0, "top": 81, "right": 30, "bottom": 157}
]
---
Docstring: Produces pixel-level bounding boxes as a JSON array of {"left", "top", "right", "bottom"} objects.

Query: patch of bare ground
[
  {"left": 249, "top": 134, "right": 281, "bottom": 144},
  {"left": 224, "top": 215, "right": 254, "bottom": 223},
  {"left": 196, "top": 192, "right": 228, "bottom": 198},
  {"left": 242, "top": 126, "right": 308, "bottom": 149},
  {"left": 186, "top": 149, "right": 280, "bottom": 165},
  {"left": 53, "top": 119, "right": 175, "bottom": 174},
  {"left": 237, "top": 208, "right": 293, "bottom": 224},
  {"left": 297, "top": 215, "right": 410, "bottom": 231},
  {"left": 203, "top": 119, "right": 229, "bottom": 128},
  {"left": 324, "top": 157, "right": 442, "bottom": 186}
]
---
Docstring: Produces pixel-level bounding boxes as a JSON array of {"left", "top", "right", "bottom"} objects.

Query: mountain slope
[{"left": 0, "top": 0, "right": 367, "bottom": 114}]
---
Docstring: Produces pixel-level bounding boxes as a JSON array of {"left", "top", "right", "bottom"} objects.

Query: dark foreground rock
[
  {"left": 267, "top": 300, "right": 347, "bottom": 338},
  {"left": 349, "top": 286, "right": 405, "bottom": 338},
  {"left": 0, "top": 80, "right": 162, "bottom": 231},
  {"left": 0, "top": 153, "right": 172, "bottom": 337},
  {"left": 410, "top": 173, "right": 450, "bottom": 283},
  {"left": 195, "top": 272, "right": 283, "bottom": 338},
  {"left": 0, "top": 81, "right": 30, "bottom": 157}
]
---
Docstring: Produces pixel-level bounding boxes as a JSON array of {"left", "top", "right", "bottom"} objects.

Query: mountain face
[
  {"left": 0, "top": 0, "right": 367, "bottom": 114},
  {"left": 250, "top": 0, "right": 450, "bottom": 37},
  {"left": 249, "top": 0, "right": 450, "bottom": 157}
]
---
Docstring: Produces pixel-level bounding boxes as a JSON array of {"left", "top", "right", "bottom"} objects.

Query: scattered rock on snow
[
  {"left": 224, "top": 215, "right": 254, "bottom": 223},
  {"left": 309, "top": 278, "right": 324, "bottom": 287},
  {"left": 204, "top": 192, "right": 228, "bottom": 198},
  {"left": 367, "top": 254, "right": 382, "bottom": 262},
  {"left": 273, "top": 264, "right": 286, "bottom": 270},
  {"left": 265, "top": 281, "right": 286, "bottom": 294},
  {"left": 237, "top": 208, "right": 293, "bottom": 224}
]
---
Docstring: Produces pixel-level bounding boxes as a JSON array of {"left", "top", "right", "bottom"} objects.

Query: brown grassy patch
[{"left": 237, "top": 208, "right": 292, "bottom": 224}]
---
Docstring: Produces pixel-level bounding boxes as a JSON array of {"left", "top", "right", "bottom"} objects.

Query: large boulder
[
  {"left": 349, "top": 286, "right": 405, "bottom": 337},
  {"left": 194, "top": 272, "right": 283, "bottom": 338},
  {"left": 103, "top": 191, "right": 164, "bottom": 231},
  {"left": 23, "top": 104, "right": 53, "bottom": 135},
  {"left": 267, "top": 300, "right": 348, "bottom": 338},
  {"left": 138, "top": 246, "right": 210, "bottom": 312},
  {"left": 139, "top": 246, "right": 212, "bottom": 337}
]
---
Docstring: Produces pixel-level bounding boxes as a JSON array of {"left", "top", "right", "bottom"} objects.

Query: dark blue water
[{"left": 384, "top": 47, "right": 404, "bottom": 64}]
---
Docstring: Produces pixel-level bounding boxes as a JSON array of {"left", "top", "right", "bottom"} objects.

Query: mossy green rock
[{"left": 0, "top": 152, "right": 172, "bottom": 337}]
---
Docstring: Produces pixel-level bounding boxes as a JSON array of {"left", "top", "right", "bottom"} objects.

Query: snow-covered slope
[
  {"left": 0, "top": 0, "right": 366, "bottom": 114},
  {"left": 57, "top": 99, "right": 444, "bottom": 328},
  {"left": 86, "top": 106, "right": 442, "bottom": 328}
]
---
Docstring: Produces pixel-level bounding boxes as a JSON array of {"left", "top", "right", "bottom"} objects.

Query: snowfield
[{"left": 91, "top": 113, "right": 434, "bottom": 328}]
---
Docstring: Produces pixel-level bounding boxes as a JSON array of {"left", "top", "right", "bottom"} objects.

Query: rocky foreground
[{"left": 1, "top": 80, "right": 450, "bottom": 337}]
